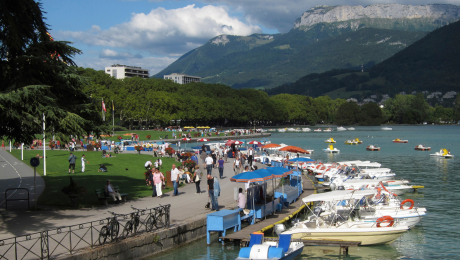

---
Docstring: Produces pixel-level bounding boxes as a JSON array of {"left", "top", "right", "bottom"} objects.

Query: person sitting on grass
[{"left": 98, "top": 164, "right": 108, "bottom": 172}]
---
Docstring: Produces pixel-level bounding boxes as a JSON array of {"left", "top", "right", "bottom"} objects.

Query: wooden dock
[{"left": 220, "top": 173, "right": 316, "bottom": 244}]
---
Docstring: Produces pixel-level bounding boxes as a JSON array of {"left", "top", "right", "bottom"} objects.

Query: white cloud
[
  {"left": 99, "top": 49, "right": 143, "bottom": 59},
  {"left": 59, "top": 4, "right": 262, "bottom": 55}
]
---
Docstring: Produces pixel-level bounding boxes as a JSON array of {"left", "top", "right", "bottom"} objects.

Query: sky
[{"left": 41, "top": 0, "right": 460, "bottom": 75}]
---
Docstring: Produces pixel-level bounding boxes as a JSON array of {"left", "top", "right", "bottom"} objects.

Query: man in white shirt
[
  {"left": 205, "top": 154, "right": 213, "bottom": 175},
  {"left": 170, "top": 164, "right": 180, "bottom": 196},
  {"left": 248, "top": 148, "right": 254, "bottom": 167}
]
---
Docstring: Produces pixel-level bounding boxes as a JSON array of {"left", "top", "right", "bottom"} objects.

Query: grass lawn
[{"left": 10, "top": 149, "right": 179, "bottom": 209}]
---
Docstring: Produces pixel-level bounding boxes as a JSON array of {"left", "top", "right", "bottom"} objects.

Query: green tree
[
  {"left": 335, "top": 102, "right": 360, "bottom": 125},
  {"left": 359, "top": 103, "right": 383, "bottom": 125},
  {"left": 453, "top": 95, "right": 460, "bottom": 123}
]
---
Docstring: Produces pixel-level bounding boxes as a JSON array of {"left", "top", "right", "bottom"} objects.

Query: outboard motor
[
  {"left": 337, "top": 185, "right": 345, "bottom": 190},
  {"left": 274, "top": 224, "right": 286, "bottom": 236}
]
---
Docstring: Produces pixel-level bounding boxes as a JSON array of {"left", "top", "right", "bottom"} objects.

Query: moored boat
[
  {"left": 323, "top": 144, "right": 340, "bottom": 153},
  {"left": 236, "top": 233, "right": 304, "bottom": 260},
  {"left": 344, "top": 140, "right": 358, "bottom": 145},
  {"left": 381, "top": 127, "right": 392, "bottom": 130},
  {"left": 392, "top": 139, "right": 408, "bottom": 143},
  {"left": 414, "top": 144, "right": 431, "bottom": 151},
  {"left": 337, "top": 126, "right": 347, "bottom": 131},
  {"left": 314, "top": 128, "right": 322, "bottom": 132},
  {"left": 302, "top": 128, "right": 311, "bottom": 132},
  {"left": 347, "top": 127, "right": 355, "bottom": 130},
  {"left": 366, "top": 145, "right": 380, "bottom": 151},
  {"left": 323, "top": 128, "right": 333, "bottom": 132}
]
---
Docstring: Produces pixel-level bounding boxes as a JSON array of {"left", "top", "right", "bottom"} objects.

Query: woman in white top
[{"left": 233, "top": 158, "right": 240, "bottom": 175}]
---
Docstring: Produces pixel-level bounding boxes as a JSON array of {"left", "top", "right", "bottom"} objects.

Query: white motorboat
[
  {"left": 430, "top": 148, "right": 454, "bottom": 158},
  {"left": 278, "top": 128, "right": 286, "bottom": 132},
  {"left": 344, "top": 140, "right": 358, "bottom": 145},
  {"left": 282, "top": 190, "right": 409, "bottom": 245},
  {"left": 323, "top": 128, "right": 333, "bottom": 132},
  {"left": 414, "top": 144, "right": 431, "bottom": 151},
  {"left": 337, "top": 126, "right": 347, "bottom": 131},
  {"left": 366, "top": 145, "right": 380, "bottom": 151},
  {"left": 314, "top": 128, "right": 322, "bottom": 132},
  {"left": 323, "top": 145, "right": 340, "bottom": 153},
  {"left": 286, "top": 128, "right": 296, "bottom": 131},
  {"left": 236, "top": 233, "right": 304, "bottom": 260},
  {"left": 347, "top": 127, "right": 355, "bottom": 130},
  {"left": 302, "top": 128, "right": 311, "bottom": 132},
  {"left": 381, "top": 127, "right": 392, "bottom": 130}
]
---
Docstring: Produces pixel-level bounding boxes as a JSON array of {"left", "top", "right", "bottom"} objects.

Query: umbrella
[
  {"left": 288, "top": 158, "right": 316, "bottom": 163},
  {"left": 261, "top": 143, "right": 281, "bottom": 149},
  {"left": 230, "top": 170, "right": 273, "bottom": 183},
  {"left": 279, "top": 145, "right": 310, "bottom": 154},
  {"left": 226, "top": 140, "right": 243, "bottom": 146},
  {"left": 264, "top": 167, "right": 293, "bottom": 178},
  {"left": 248, "top": 141, "right": 262, "bottom": 145},
  {"left": 197, "top": 138, "right": 208, "bottom": 142},
  {"left": 234, "top": 140, "right": 244, "bottom": 145},
  {"left": 183, "top": 126, "right": 195, "bottom": 129}
]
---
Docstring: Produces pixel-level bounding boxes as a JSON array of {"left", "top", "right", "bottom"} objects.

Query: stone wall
[{"left": 58, "top": 218, "right": 207, "bottom": 260}]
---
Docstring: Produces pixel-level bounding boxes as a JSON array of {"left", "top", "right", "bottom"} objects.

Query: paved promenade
[{"left": 0, "top": 149, "right": 275, "bottom": 240}]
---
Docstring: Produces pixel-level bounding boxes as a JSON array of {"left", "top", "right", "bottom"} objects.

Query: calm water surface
[{"left": 148, "top": 125, "right": 460, "bottom": 259}]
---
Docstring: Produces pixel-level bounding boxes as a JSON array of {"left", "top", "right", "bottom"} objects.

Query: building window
[{"left": 112, "top": 70, "right": 117, "bottom": 78}]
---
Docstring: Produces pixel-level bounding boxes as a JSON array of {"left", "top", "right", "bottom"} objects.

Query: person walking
[
  {"left": 211, "top": 150, "right": 217, "bottom": 168},
  {"left": 146, "top": 170, "right": 156, "bottom": 197},
  {"left": 192, "top": 165, "right": 202, "bottom": 194},
  {"left": 224, "top": 147, "right": 228, "bottom": 163},
  {"left": 68, "top": 153, "right": 77, "bottom": 174},
  {"left": 81, "top": 154, "right": 88, "bottom": 172},
  {"left": 205, "top": 154, "right": 213, "bottom": 175},
  {"left": 171, "top": 164, "right": 180, "bottom": 196},
  {"left": 153, "top": 168, "right": 165, "bottom": 198},
  {"left": 1, "top": 140, "right": 5, "bottom": 150},
  {"left": 200, "top": 150, "right": 207, "bottom": 164},
  {"left": 207, "top": 175, "right": 219, "bottom": 211},
  {"left": 248, "top": 148, "right": 254, "bottom": 167},
  {"left": 233, "top": 157, "right": 240, "bottom": 175},
  {"left": 213, "top": 175, "right": 221, "bottom": 211},
  {"left": 218, "top": 157, "right": 225, "bottom": 179}
]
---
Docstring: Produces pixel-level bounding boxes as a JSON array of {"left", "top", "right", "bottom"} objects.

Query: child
[{"left": 81, "top": 154, "right": 88, "bottom": 172}]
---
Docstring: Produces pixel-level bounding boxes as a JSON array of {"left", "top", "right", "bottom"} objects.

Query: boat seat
[
  {"left": 248, "top": 233, "right": 264, "bottom": 247},
  {"left": 277, "top": 234, "right": 292, "bottom": 253}
]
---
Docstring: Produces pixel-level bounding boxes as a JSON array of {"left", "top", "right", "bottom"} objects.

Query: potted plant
[
  {"left": 134, "top": 145, "right": 144, "bottom": 155},
  {"left": 165, "top": 147, "right": 175, "bottom": 158},
  {"left": 61, "top": 177, "right": 86, "bottom": 207},
  {"left": 183, "top": 159, "right": 197, "bottom": 170},
  {"left": 146, "top": 135, "right": 151, "bottom": 140}
]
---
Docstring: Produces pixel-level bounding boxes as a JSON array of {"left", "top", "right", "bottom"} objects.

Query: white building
[
  {"left": 164, "top": 73, "right": 201, "bottom": 84},
  {"left": 105, "top": 65, "right": 149, "bottom": 79}
]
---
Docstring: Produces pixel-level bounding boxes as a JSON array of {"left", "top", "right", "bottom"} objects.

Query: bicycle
[
  {"left": 122, "top": 206, "right": 144, "bottom": 238},
  {"left": 98, "top": 211, "right": 120, "bottom": 245},
  {"left": 145, "top": 205, "right": 168, "bottom": 232}
]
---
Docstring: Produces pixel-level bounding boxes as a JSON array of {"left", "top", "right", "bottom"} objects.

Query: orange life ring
[
  {"left": 400, "top": 199, "right": 415, "bottom": 210},
  {"left": 376, "top": 216, "right": 394, "bottom": 227}
]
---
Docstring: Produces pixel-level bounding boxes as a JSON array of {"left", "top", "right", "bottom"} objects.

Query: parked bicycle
[
  {"left": 98, "top": 211, "right": 120, "bottom": 245},
  {"left": 122, "top": 206, "right": 144, "bottom": 238},
  {"left": 145, "top": 204, "right": 168, "bottom": 232}
]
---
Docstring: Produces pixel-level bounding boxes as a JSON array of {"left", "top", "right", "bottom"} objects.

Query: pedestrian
[
  {"left": 200, "top": 150, "right": 207, "bottom": 164},
  {"left": 68, "top": 152, "right": 77, "bottom": 174},
  {"left": 205, "top": 154, "right": 213, "bottom": 175},
  {"left": 233, "top": 158, "right": 240, "bottom": 175},
  {"left": 146, "top": 170, "right": 156, "bottom": 197},
  {"left": 171, "top": 164, "right": 180, "bottom": 196},
  {"left": 1, "top": 140, "right": 4, "bottom": 150},
  {"left": 207, "top": 175, "right": 218, "bottom": 211},
  {"left": 191, "top": 153, "right": 198, "bottom": 165},
  {"left": 218, "top": 157, "right": 225, "bottom": 179},
  {"left": 248, "top": 147, "right": 254, "bottom": 167},
  {"left": 81, "top": 154, "right": 88, "bottom": 172},
  {"left": 105, "top": 179, "right": 122, "bottom": 203},
  {"left": 211, "top": 150, "right": 217, "bottom": 168},
  {"left": 153, "top": 168, "right": 165, "bottom": 198},
  {"left": 237, "top": 188, "right": 247, "bottom": 209},
  {"left": 224, "top": 147, "right": 228, "bottom": 163},
  {"left": 192, "top": 165, "right": 202, "bottom": 194}
]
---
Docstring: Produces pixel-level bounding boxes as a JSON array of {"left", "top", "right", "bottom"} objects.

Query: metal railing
[{"left": 0, "top": 204, "right": 170, "bottom": 260}]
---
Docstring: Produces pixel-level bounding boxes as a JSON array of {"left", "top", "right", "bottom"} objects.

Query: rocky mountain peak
[{"left": 294, "top": 4, "right": 460, "bottom": 30}]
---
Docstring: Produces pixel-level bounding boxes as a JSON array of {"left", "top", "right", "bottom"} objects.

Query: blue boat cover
[
  {"left": 268, "top": 247, "right": 284, "bottom": 259},
  {"left": 238, "top": 247, "right": 251, "bottom": 258},
  {"left": 248, "top": 233, "right": 263, "bottom": 247}
]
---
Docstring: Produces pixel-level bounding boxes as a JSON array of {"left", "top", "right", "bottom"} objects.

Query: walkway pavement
[{"left": 0, "top": 149, "right": 273, "bottom": 240}]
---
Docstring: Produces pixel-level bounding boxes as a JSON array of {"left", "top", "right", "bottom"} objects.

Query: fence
[{"left": 0, "top": 204, "right": 170, "bottom": 260}]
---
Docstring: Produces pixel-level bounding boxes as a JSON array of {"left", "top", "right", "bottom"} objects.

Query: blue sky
[{"left": 41, "top": 0, "right": 460, "bottom": 75}]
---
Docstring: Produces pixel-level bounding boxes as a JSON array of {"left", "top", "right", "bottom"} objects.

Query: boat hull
[{"left": 285, "top": 228, "right": 407, "bottom": 245}]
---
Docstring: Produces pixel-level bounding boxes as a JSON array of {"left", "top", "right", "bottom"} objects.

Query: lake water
[{"left": 147, "top": 125, "right": 460, "bottom": 259}]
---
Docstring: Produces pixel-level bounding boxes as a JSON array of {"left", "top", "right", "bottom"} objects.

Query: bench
[{"left": 95, "top": 186, "right": 128, "bottom": 205}]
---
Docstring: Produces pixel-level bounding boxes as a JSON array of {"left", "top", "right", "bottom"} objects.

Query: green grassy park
[{"left": 10, "top": 149, "right": 179, "bottom": 209}]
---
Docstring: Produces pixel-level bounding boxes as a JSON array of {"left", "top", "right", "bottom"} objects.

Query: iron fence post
[{"left": 69, "top": 226, "right": 72, "bottom": 255}]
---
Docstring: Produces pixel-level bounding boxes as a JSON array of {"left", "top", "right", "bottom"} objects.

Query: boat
[
  {"left": 323, "top": 144, "right": 340, "bottom": 153},
  {"left": 337, "top": 126, "right": 347, "bottom": 131},
  {"left": 236, "top": 233, "right": 304, "bottom": 260},
  {"left": 392, "top": 139, "right": 408, "bottom": 143},
  {"left": 354, "top": 138, "right": 363, "bottom": 144},
  {"left": 366, "top": 145, "right": 380, "bottom": 151},
  {"left": 344, "top": 140, "right": 358, "bottom": 145},
  {"left": 278, "top": 128, "right": 286, "bottom": 132},
  {"left": 323, "top": 128, "right": 333, "bottom": 132},
  {"left": 430, "top": 148, "right": 454, "bottom": 158},
  {"left": 381, "top": 127, "right": 392, "bottom": 130},
  {"left": 302, "top": 128, "right": 311, "bottom": 132},
  {"left": 324, "top": 137, "right": 336, "bottom": 143},
  {"left": 286, "top": 128, "right": 296, "bottom": 132},
  {"left": 414, "top": 144, "right": 431, "bottom": 151},
  {"left": 314, "top": 128, "right": 322, "bottom": 132},
  {"left": 347, "top": 127, "right": 355, "bottom": 130},
  {"left": 282, "top": 191, "right": 409, "bottom": 245}
]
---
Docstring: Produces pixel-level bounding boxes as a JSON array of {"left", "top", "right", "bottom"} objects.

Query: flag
[{"left": 102, "top": 101, "right": 107, "bottom": 112}]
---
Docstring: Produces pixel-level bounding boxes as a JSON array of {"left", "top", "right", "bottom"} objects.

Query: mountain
[
  {"left": 266, "top": 19, "right": 460, "bottom": 105},
  {"left": 154, "top": 4, "right": 460, "bottom": 89}
]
